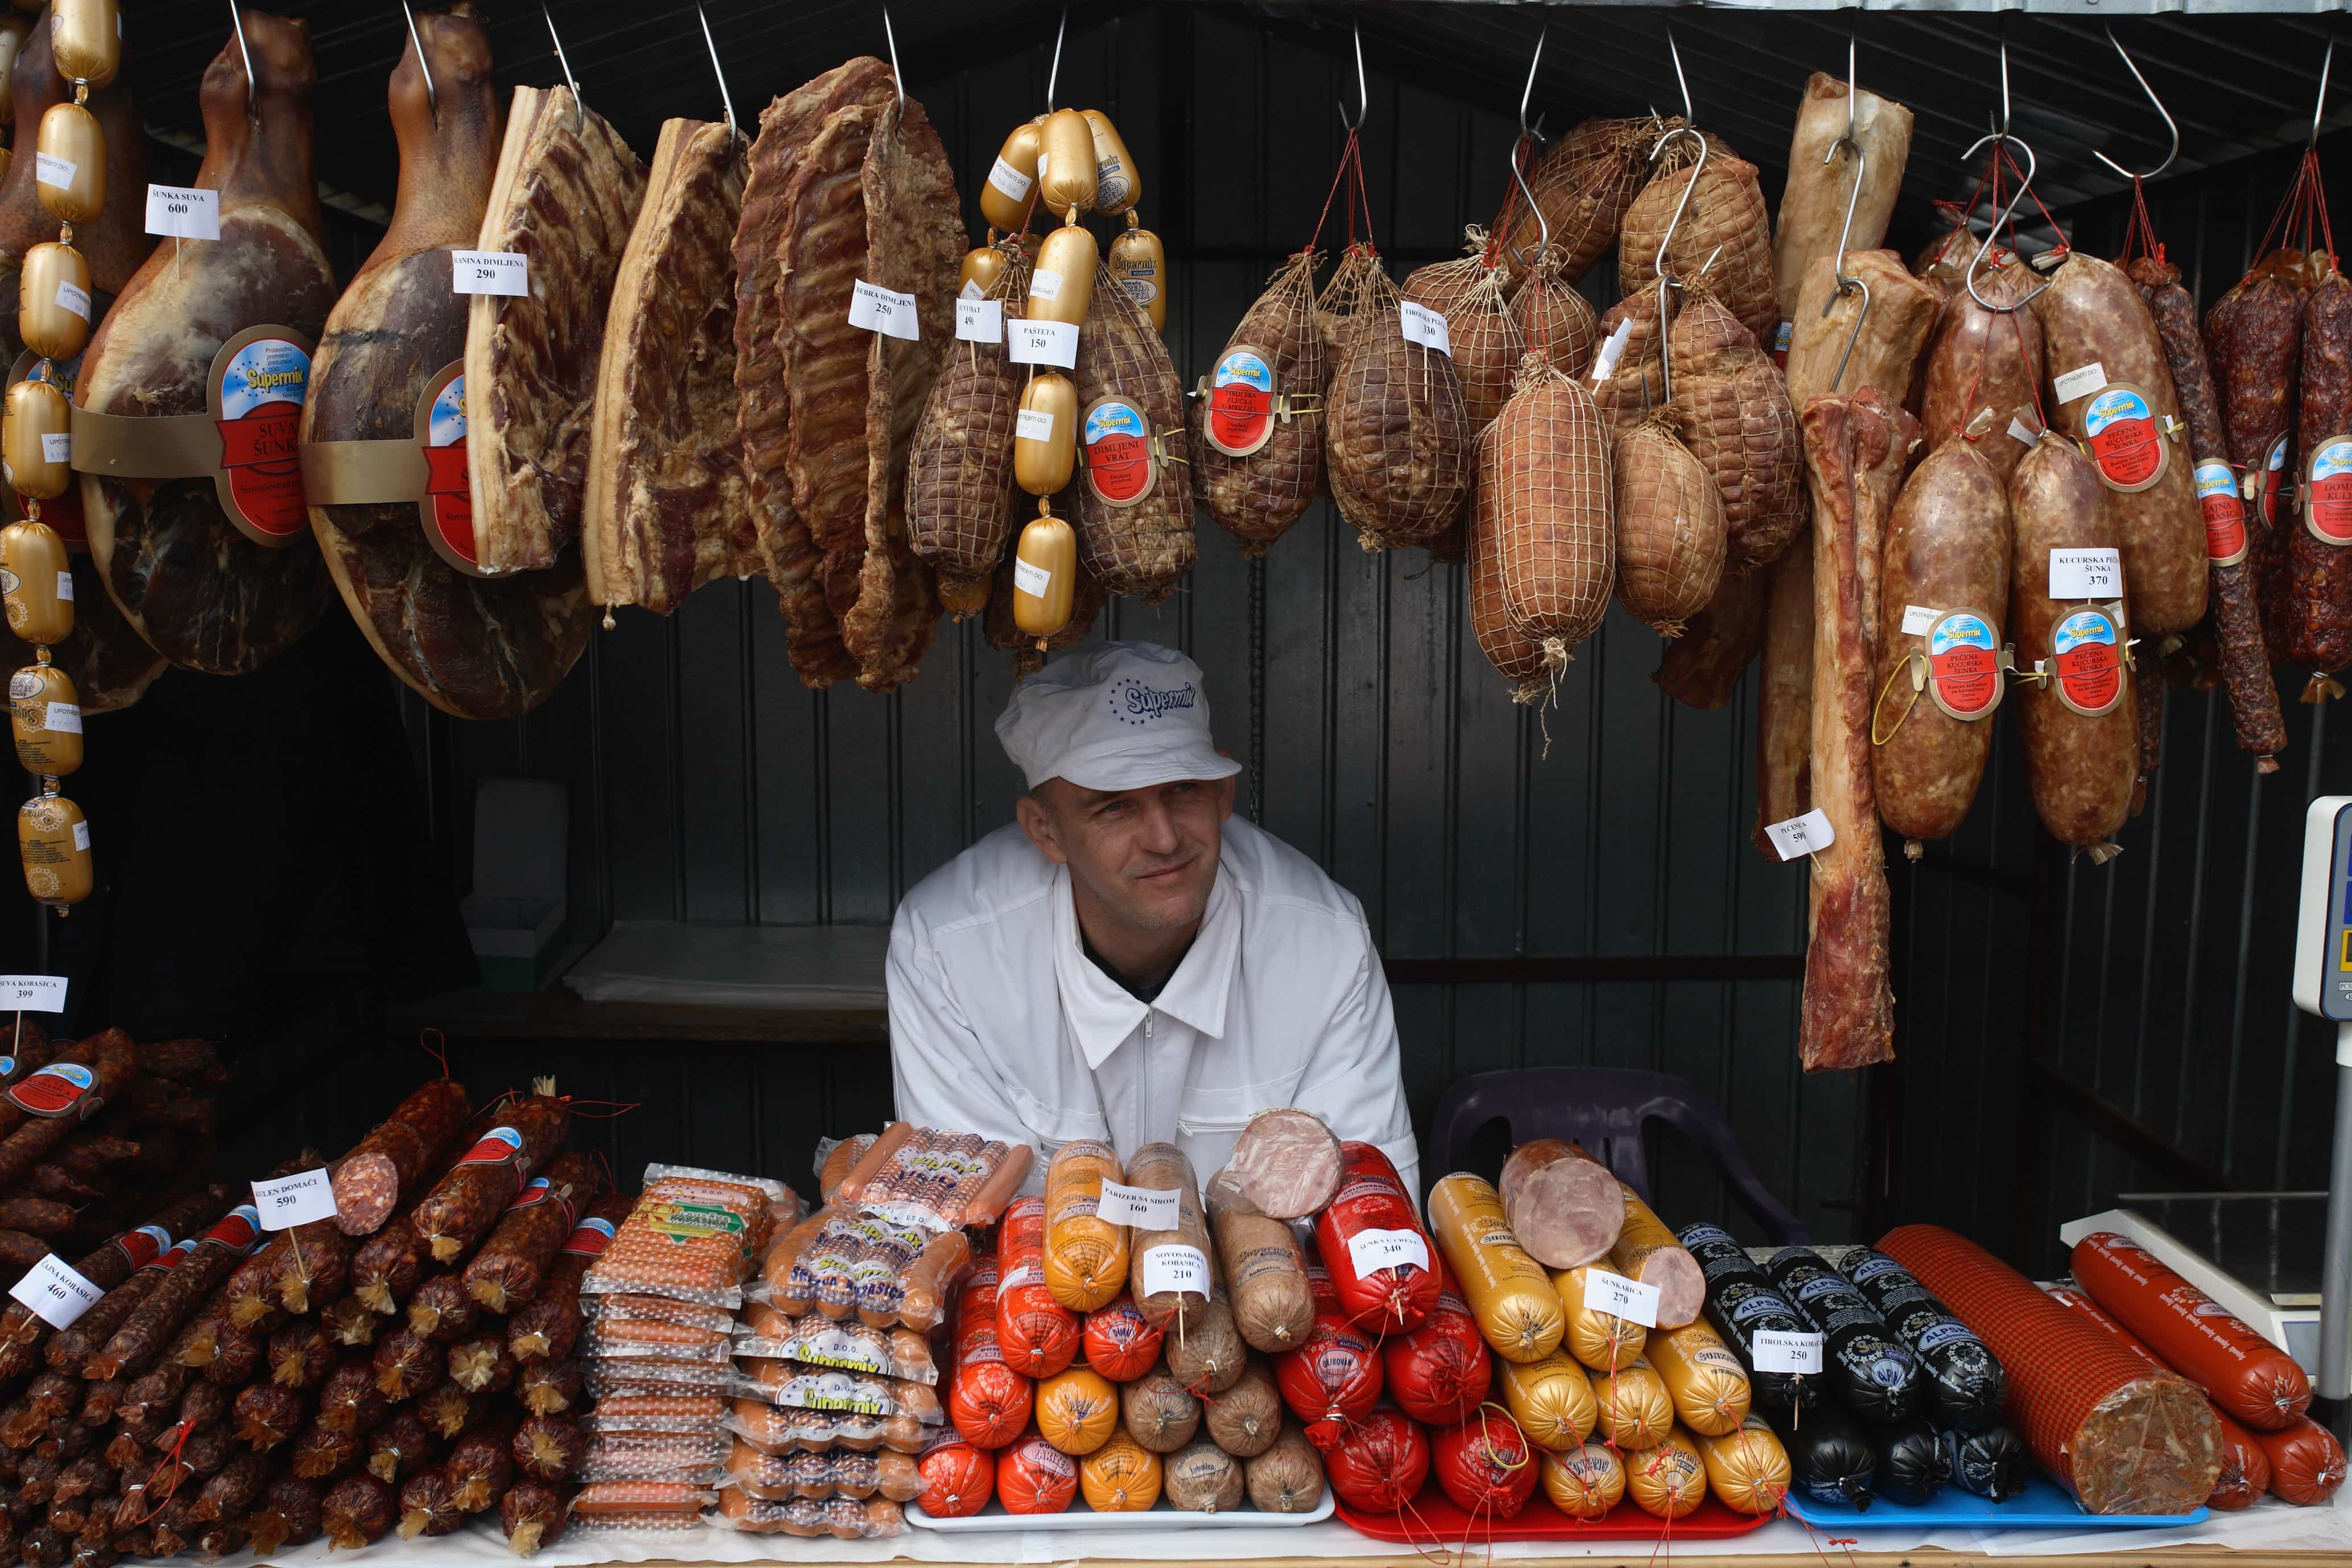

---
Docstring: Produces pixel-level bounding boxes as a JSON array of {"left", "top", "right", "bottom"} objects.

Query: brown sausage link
[
  {"left": 316, "top": 1359, "right": 390, "bottom": 1437},
  {"left": 499, "top": 1478, "right": 571, "bottom": 1557},
  {"left": 371, "top": 1328, "right": 439, "bottom": 1402},
  {"left": 161, "top": 1383, "right": 229, "bottom": 1452},
  {"left": 349, "top": 1223, "right": 429, "bottom": 1317},
  {"left": 406, "top": 1273, "right": 483, "bottom": 1343},
  {"left": 0, "top": 1034, "right": 141, "bottom": 1190},
  {"left": 10, "top": 1185, "right": 232, "bottom": 1377},
  {"left": 1873, "top": 443, "right": 2012, "bottom": 849},
  {"left": 330, "top": 1079, "right": 472, "bottom": 1238},
  {"left": 516, "top": 1357, "right": 582, "bottom": 1416},
  {"left": 290, "top": 1422, "right": 363, "bottom": 1482},
  {"left": 2291, "top": 269, "right": 2352, "bottom": 692},
  {"left": 446, "top": 1333, "right": 515, "bottom": 1394},
  {"left": 410, "top": 1096, "right": 570, "bottom": 1265},
  {"left": 2034, "top": 254, "right": 2208, "bottom": 636},
  {"left": 510, "top": 1414, "right": 583, "bottom": 1483},
  {"left": 1919, "top": 262, "right": 2048, "bottom": 484},
  {"left": 133, "top": 1040, "right": 221, "bottom": 1084},
  {"left": 415, "top": 1379, "right": 486, "bottom": 1441},
  {"left": 201, "top": 1317, "right": 266, "bottom": 1388},
  {"left": 461, "top": 1152, "right": 601, "bottom": 1314},
  {"left": 319, "top": 1474, "right": 394, "bottom": 1549},
  {"left": 2009, "top": 436, "right": 2139, "bottom": 849},
  {"left": 268, "top": 1319, "right": 336, "bottom": 1390},
  {"left": 271, "top": 1223, "right": 352, "bottom": 1315},
  {"left": 188, "top": 1451, "right": 267, "bottom": 1524},
  {"left": 365, "top": 1410, "right": 439, "bottom": 1485},
  {"left": 0, "top": 1197, "right": 77, "bottom": 1236},
  {"left": 242, "top": 1475, "right": 321, "bottom": 1555},
  {"left": 0, "top": 1034, "right": 99, "bottom": 1145},
  {"left": 508, "top": 1192, "right": 630, "bottom": 1364},
  {"left": 446, "top": 1413, "right": 518, "bottom": 1512},
  {"left": 229, "top": 1383, "right": 303, "bottom": 1452},
  {"left": 398, "top": 1467, "right": 463, "bottom": 1538},
  {"left": 2206, "top": 256, "right": 2308, "bottom": 662},
  {"left": 74, "top": 1381, "right": 120, "bottom": 1429},
  {"left": 321, "top": 1295, "right": 382, "bottom": 1349},
  {"left": 86, "top": 1200, "right": 265, "bottom": 1381}
]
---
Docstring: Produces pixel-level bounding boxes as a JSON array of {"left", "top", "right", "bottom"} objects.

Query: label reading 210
[{"left": 452, "top": 251, "right": 530, "bottom": 298}]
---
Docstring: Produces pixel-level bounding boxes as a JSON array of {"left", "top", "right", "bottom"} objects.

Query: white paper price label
[
  {"left": 1582, "top": 1268, "right": 1662, "bottom": 1328},
  {"left": 1901, "top": 604, "right": 1937, "bottom": 636},
  {"left": 39, "top": 432, "right": 69, "bottom": 464},
  {"left": 2049, "top": 547, "right": 2122, "bottom": 600},
  {"left": 252, "top": 1167, "right": 338, "bottom": 1231},
  {"left": 849, "top": 279, "right": 919, "bottom": 341},
  {"left": 145, "top": 184, "right": 221, "bottom": 241},
  {"left": 1752, "top": 1329, "right": 1825, "bottom": 1374},
  {"left": 70, "top": 822, "right": 87, "bottom": 852},
  {"left": 55, "top": 279, "right": 89, "bottom": 321},
  {"left": 1006, "top": 319, "right": 1079, "bottom": 369},
  {"left": 956, "top": 298, "right": 1003, "bottom": 344},
  {"left": 1346, "top": 1227, "right": 1430, "bottom": 1276},
  {"left": 0, "top": 975, "right": 67, "bottom": 1012},
  {"left": 1014, "top": 407, "right": 1055, "bottom": 442},
  {"left": 452, "top": 250, "right": 529, "bottom": 297},
  {"left": 2052, "top": 361, "right": 2108, "bottom": 405},
  {"left": 1137, "top": 1244, "right": 1208, "bottom": 1298},
  {"left": 1029, "top": 269, "right": 1063, "bottom": 302},
  {"left": 1398, "top": 300, "right": 1453, "bottom": 358},
  {"left": 1096, "top": 1182, "right": 1180, "bottom": 1229},
  {"left": 55, "top": 571, "right": 72, "bottom": 603},
  {"left": 44, "top": 703, "right": 80, "bottom": 735},
  {"left": 8, "top": 1252, "right": 100, "bottom": 1328},
  {"left": 985, "top": 156, "right": 1034, "bottom": 203},
  {"left": 1012, "top": 557, "right": 1051, "bottom": 598},
  {"left": 1763, "top": 808, "right": 1837, "bottom": 863},
  {"left": 1591, "top": 319, "right": 1633, "bottom": 383},
  {"left": 35, "top": 154, "right": 74, "bottom": 191}
]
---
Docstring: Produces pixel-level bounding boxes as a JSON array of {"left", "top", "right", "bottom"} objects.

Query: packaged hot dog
[{"left": 832, "top": 1124, "right": 1033, "bottom": 1233}]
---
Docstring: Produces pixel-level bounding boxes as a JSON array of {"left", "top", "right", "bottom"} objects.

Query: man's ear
[{"left": 1016, "top": 790, "right": 1070, "bottom": 865}]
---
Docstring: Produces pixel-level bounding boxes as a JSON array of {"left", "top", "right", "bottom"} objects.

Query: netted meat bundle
[
  {"left": 1478, "top": 356, "right": 1614, "bottom": 696},
  {"left": 1495, "top": 117, "right": 1692, "bottom": 288},
  {"left": 1614, "top": 408, "right": 1727, "bottom": 634},
  {"left": 1193, "top": 251, "right": 1326, "bottom": 553},
  {"left": 1323, "top": 248, "right": 1472, "bottom": 551},
  {"left": 1620, "top": 147, "right": 1777, "bottom": 348},
  {"left": 1594, "top": 283, "right": 1667, "bottom": 434},
  {"left": 1512, "top": 249, "right": 1602, "bottom": 379},
  {"left": 1402, "top": 241, "right": 1523, "bottom": 432},
  {"left": 1667, "top": 288, "right": 1803, "bottom": 573},
  {"left": 906, "top": 247, "right": 1030, "bottom": 602},
  {"left": 1068, "top": 265, "right": 1195, "bottom": 600}
]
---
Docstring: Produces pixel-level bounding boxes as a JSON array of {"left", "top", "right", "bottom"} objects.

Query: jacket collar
[{"left": 1051, "top": 858, "right": 1241, "bottom": 1070}]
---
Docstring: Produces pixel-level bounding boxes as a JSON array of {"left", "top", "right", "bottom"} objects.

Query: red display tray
[{"left": 1339, "top": 1479, "right": 1772, "bottom": 1544}]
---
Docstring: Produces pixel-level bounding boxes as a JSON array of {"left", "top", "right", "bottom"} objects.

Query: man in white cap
[{"left": 886, "top": 641, "right": 1420, "bottom": 1195}]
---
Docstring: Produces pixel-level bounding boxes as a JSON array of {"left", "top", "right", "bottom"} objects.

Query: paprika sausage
[
  {"left": 2204, "top": 252, "right": 2306, "bottom": 663},
  {"left": 331, "top": 1079, "right": 471, "bottom": 1238},
  {"left": 2070, "top": 1233, "right": 2309, "bottom": 1431},
  {"left": 1918, "top": 263, "right": 2044, "bottom": 484},
  {"left": 1874, "top": 442, "right": 2010, "bottom": 851},
  {"left": 2034, "top": 252, "right": 2206, "bottom": 637},
  {"left": 2250, "top": 1418, "right": 2346, "bottom": 1507},
  {"left": 2288, "top": 268, "right": 2352, "bottom": 698},
  {"left": 2008, "top": 436, "right": 2136, "bottom": 852}
]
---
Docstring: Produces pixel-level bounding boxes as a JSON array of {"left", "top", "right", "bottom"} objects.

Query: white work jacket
[{"left": 886, "top": 818, "right": 1421, "bottom": 1200}]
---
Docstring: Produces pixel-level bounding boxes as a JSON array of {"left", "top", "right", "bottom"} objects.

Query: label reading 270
[{"left": 452, "top": 251, "right": 530, "bottom": 298}]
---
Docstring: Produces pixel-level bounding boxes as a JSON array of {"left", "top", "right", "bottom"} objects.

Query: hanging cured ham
[
  {"left": 583, "top": 116, "right": 756, "bottom": 616},
  {"left": 733, "top": 57, "right": 964, "bottom": 691},
  {"left": 301, "top": 6, "right": 598, "bottom": 721},
  {"left": 71, "top": 13, "right": 336, "bottom": 676}
]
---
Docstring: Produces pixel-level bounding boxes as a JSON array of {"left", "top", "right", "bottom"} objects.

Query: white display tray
[{"left": 907, "top": 1492, "right": 1335, "bottom": 1532}]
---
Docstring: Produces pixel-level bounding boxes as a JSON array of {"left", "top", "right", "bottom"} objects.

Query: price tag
[
  {"left": 1763, "top": 808, "right": 1837, "bottom": 862},
  {"left": 452, "top": 250, "right": 529, "bottom": 297},
  {"left": 0, "top": 975, "right": 67, "bottom": 1012},
  {"left": 44, "top": 703, "right": 80, "bottom": 735},
  {"left": 1752, "top": 1329, "right": 1825, "bottom": 1374},
  {"left": 252, "top": 1167, "right": 337, "bottom": 1231},
  {"left": 35, "top": 154, "right": 74, "bottom": 191},
  {"left": 1012, "top": 557, "right": 1051, "bottom": 598},
  {"left": 1398, "top": 300, "right": 1453, "bottom": 358},
  {"left": 1137, "top": 1244, "right": 1208, "bottom": 1298},
  {"left": 55, "top": 279, "right": 89, "bottom": 321},
  {"left": 956, "top": 298, "right": 1002, "bottom": 344},
  {"left": 848, "top": 279, "right": 919, "bottom": 341},
  {"left": 71, "top": 821, "right": 87, "bottom": 852},
  {"left": 8, "top": 1252, "right": 100, "bottom": 1328},
  {"left": 1901, "top": 604, "right": 1937, "bottom": 636},
  {"left": 1096, "top": 1182, "right": 1180, "bottom": 1229},
  {"left": 1582, "top": 1268, "right": 1662, "bottom": 1328},
  {"left": 39, "top": 432, "right": 69, "bottom": 464},
  {"left": 1006, "top": 319, "right": 1079, "bottom": 369},
  {"left": 2052, "top": 361, "right": 2108, "bottom": 405},
  {"left": 55, "top": 571, "right": 72, "bottom": 603},
  {"left": 1591, "top": 319, "right": 1633, "bottom": 383},
  {"left": 1014, "top": 407, "right": 1055, "bottom": 442},
  {"left": 2049, "top": 547, "right": 2122, "bottom": 599},
  {"left": 145, "top": 184, "right": 221, "bottom": 241},
  {"left": 1346, "top": 1227, "right": 1430, "bottom": 1276},
  {"left": 1029, "top": 269, "right": 1064, "bottom": 302}
]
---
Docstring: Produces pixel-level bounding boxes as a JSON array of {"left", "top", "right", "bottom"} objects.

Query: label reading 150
[
  {"left": 144, "top": 184, "right": 221, "bottom": 241},
  {"left": 452, "top": 251, "right": 530, "bottom": 298},
  {"left": 1582, "top": 1267, "right": 1662, "bottom": 1328},
  {"left": 252, "top": 1167, "right": 338, "bottom": 1231}
]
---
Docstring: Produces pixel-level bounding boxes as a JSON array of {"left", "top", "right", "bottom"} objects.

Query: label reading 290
[{"left": 452, "top": 251, "right": 530, "bottom": 298}]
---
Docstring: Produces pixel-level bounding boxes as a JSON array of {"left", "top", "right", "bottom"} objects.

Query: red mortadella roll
[
  {"left": 1878, "top": 1225, "right": 2218, "bottom": 1515},
  {"left": 2250, "top": 1418, "right": 2347, "bottom": 1507},
  {"left": 1314, "top": 1142, "right": 1441, "bottom": 1334},
  {"left": 2044, "top": 1285, "right": 2269, "bottom": 1511},
  {"left": 2069, "top": 1232, "right": 2312, "bottom": 1431}
]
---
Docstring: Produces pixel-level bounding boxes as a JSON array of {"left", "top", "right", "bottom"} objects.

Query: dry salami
[
  {"left": 509, "top": 1192, "right": 629, "bottom": 1364},
  {"left": 2288, "top": 268, "right": 2352, "bottom": 694},
  {"left": 330, "top": 1079, "right": 471, "bottom": 1239},
  {"left": 1918, "top": 262, "right": 2045, "bottom": 484},
  {"left": 409, "top": 1091, "right": 568, "bottom": 1264},
  {"left": 461, "top": 1152, "right": 601, "bottom": 1313},
  {"left": 10, "top": 1188, "right": 230, "bottom": 1381},
  {"left": 2206, "top": 251, "right": 2309, "bottom": 662}
]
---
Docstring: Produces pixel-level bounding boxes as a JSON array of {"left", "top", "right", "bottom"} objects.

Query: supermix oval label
[
  {"left": 2306, "top": 435, "right": 2352, "bottom": 545},
  {"left": 2196, "top": 458, "right": 2250, "bottom": 565},
  {"left": 560, "top": 1215, "right": 616, "bottom": 1258},
  {"left": 213, "top": 333, "right": 311, "bottom": 539},
  {"left": 1082, "top": 396, "right": 1155, "bottom": 506},
  {"left": 1926, "top": 610, "right": 2003, "bottom": 720},
  {"left": 2262, "top": 434, "right": 2292, "bottom": 529},
  {"left": 2081, "top": 383, "right": 2167, "bottom": 493},
  {"left": 5, "top": 1060, "right": 95, "bottom": 1118},
  {"left": 418, "top": 362, "right": 478, "bottom": 572},
  {"left": 2051, "top": 607, "right": 2124, "bottom": 716},
  {"left": 1204, "top": 347, "right": 1276, "bottom": 457}
]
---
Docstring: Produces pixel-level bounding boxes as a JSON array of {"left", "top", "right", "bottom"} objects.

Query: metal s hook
[
  {"left": 1648, "top": 125, "right": 1707, "bottom": 285},
  {"left": 1996, "top": 20, "right": 2012, "bottom": 142},
  {"left": 2093, "top": 24, "right": 2178, "bottom": 181},
  {"left": 1962, "top": 131, "right": 2053, "bottom": 313},
  {"left": 1504, "top": 24, "right": 1550, "bottom": 269},
  {"left": 1664, "top": 17, "right": 1694, "bottom": 126},
  {"left": 400, "top": 0, "right": 437, "bottom": 129},
  {"left": 2313, "top": 33, "right": 2337, "bottom": 152},
  {"left": 1518, "top": 22, "right": 1545, "bottom": 140},
  {"left": 881, "top": 6, "right": 905, "bottom": 111},
  {"left": 696, "top": 5, "right": 738, "bottom": 148},
  {"left": 1819, "top": 130, "right": 1873, "bottom": 393},
  {"left": 1338, "top": 22, "right": 1367, "bottom": 133},
  {"left": 1045, "top": 4, "right": 1067, "bottom": 113},
  {"left": 228, "top": 3, "right": 258, "bottom": 128},
  {"left": 542, "top": 6, "right": 583, "bottom": 133}
]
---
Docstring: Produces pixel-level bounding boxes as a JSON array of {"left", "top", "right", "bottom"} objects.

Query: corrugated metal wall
[{"left": 398, "top": 8, "right": 2347, "bottom": 1262}]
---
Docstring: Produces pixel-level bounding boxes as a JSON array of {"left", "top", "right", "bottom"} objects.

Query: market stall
[{"left": 3, "top": 0, "right": 2352, "bottom": 1563}]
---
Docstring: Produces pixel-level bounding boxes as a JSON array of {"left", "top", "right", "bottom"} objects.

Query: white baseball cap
[{"left": 996, "top": 641, "right": 1244, "bottom": 793}]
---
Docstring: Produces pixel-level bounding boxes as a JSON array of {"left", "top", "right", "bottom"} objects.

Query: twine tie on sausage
[{"left": 1870, "top": 652, "right": 1926, "bottom": 746}]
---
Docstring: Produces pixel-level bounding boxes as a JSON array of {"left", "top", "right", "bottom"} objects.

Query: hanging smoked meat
[
  {"left": 583, "top": 116, "right": 756, "bottom": 617},
  {"left": 72, "top": 14, "right": 336, "bottom": 676},
  {"left": 302, "top": 6, "right": 596, "bottom": 720}
]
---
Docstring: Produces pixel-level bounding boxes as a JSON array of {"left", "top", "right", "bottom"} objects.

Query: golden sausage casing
[
  {"left": 11, "top": 662, "right": 80, "bottom": 775},
  {"left": 1080, "top": 110, "right": 1141, "bottom": 215},
  {"left": 1037, "top": 109, "right": 1098, "bottom": 217},
  {"left": 1015, "top": 373, "right": 1078, "bottom": 496},
  {"left": 34, "top": 101, "right": 102, "bottom": 224},
  {"left": 1028, "top": 222, "right": 1096, "bottom": 330},
  {"left": 4, "top": 377, "right": 72, "bottom": 501},
  {"left": 48, "top": 0, "right": 118, "bottom": 88},
  {"left": 1013, "top": 510, "right": 1078, "bottom": 646},
  {"left": 19, "top": 789, "right": 90, "bottom": 907},
  {"left": 0, "top": 519, "right": 73, "bottom": 645},
  {"left": 18, "top": 241, "right": 92, "bottom": 361},
  {"left": 1108, "top": 216, "right": 1167, "bottom": 333},
  {"left": 1427, "top": 1173, "right": 1565, "bottom": 1364},
  {"left": 979, "top": 118, "right": 1045, "bottom": 234}
]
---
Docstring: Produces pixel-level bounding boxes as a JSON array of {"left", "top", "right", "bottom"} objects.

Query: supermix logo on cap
[{"left": 1107, "top": 676, "right": 1198, "bottom": 726}]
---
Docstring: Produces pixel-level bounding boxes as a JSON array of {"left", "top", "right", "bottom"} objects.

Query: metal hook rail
[
  {"left": 2094, "top": 24, "right": 2178, "bottom": 182},
  {"left": 1963, "top": 131, "right": 2052, "bottom": 313},
  {"left": 697, "top": 5, "right": 738, "bottom": 147}
]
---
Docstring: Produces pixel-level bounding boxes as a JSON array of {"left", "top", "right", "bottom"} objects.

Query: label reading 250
[{"left": 451, "top": 251, "right": 530, "bottom": 298}]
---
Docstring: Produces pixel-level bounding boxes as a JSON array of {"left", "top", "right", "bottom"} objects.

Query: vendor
[{"left": 888, "top": 640, "right": 1420, "bottom": 1195}]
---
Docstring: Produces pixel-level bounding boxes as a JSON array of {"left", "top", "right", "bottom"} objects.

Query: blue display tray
[{"left": 1786, "top": 1472, "right": 2208, "bottom": 1531}]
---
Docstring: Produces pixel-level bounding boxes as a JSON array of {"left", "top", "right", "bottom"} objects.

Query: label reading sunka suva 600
[
  {"left": 2081, "top": 383, "right": 2167, "bottom": 492},
  {"left": 2306, "top": 435, "right": 2352, "bottom": 545},
  {"left": 2050, "top": 608, "right": 2124, "bottom": 717},
  {"left": 1926, "top": 610, "right": 2003, "bottom": 720}
]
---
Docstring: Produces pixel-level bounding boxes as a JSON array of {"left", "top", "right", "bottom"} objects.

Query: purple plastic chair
[{"left": 1425, "top": 1066, "right": 1810, "bottom": 1244}]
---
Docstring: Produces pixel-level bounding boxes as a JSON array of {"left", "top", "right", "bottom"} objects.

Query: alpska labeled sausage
[
  {"left": 2289, "top": 268, "right": 2352, "bottom": 696},
  {"left": 1874, "top": 443, "right": 2010, "bottom": 851},
  {"left": 2034, "top": 253, "right": 2206, "bottom": 637},
  {"left": 331, "top": 1079, "right": 471, "bottom": 1238},
  {"left": 410, "top": 1092, "right": 568, "bottom": 1263},
  {"left": 2009, "top": 437, "right": 2137, "bottom": 852}
]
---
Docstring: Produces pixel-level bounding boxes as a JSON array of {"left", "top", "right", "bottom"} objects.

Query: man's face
[{"left": 1017, "top": 775, "right": 1235, "bottom": 936}]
